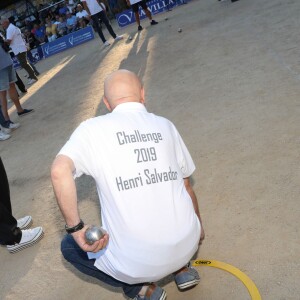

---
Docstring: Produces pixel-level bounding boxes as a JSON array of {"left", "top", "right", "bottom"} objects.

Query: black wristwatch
[{"left": 65, "top": 219, "right": 84, "bottom": 234}]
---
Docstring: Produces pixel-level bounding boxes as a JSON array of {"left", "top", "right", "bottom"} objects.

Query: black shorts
[{"left": 131, "top": 0, "right": 148, "bottom": 12}]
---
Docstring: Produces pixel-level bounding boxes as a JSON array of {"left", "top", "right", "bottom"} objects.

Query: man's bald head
[{"left": 104, "top": 70, "right": 144, "bottom": 111}]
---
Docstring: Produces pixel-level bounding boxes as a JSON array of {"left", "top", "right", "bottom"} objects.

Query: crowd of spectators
[
  {"left": 4, "top": 0, "right": 128, "bottom": 49},
  {"left": 20, "top": 2, "right": 93, "bottom": 47}
]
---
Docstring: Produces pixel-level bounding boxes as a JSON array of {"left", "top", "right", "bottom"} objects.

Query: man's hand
[
  {"left": 72, "top": 225, "right": 109, "bottom": 253},
  {"left": 199, "top": 226, "right": 205, "bottom": 245}
]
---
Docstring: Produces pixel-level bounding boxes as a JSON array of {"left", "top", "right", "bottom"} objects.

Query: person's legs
[
  {"left": 0, "top": 90, "right": 10, "bottom": 121},
  {"left": 131, "top": 3, "right": 142, "bottom": 29},
  {"left": 91, "top": 13, "right": 107, "bottom": 43},
  {"left": 29, "top": 61, "right": 39, "bottom": 76},
  {"left": 0, "top": 66, "right": 11, "bottom": 121},
  {"left": 8, "top": 83, "right": 25, "bottom": 114},
  {"left": 16, "top": 52, "right": 37, "bottom": 80},
  {"left": 142, "top": 7, "right": 152, "bottom": 20},
  {"left": 0, "top": 67, "right": 33, "bottom": 124},
  {"left": 0, "top": 70, "right": 21, "bottom": 128},
  {"left": 135, "top": 11, "right": 141, "bottom": 26},
  {"left": 140, "top": 1, "right": 158, "bottom": 25},
  {"left": 15, "top": 71, "right": 27, "bottom": 93},
  {"left": 0, "top": 107, "right": 8, "bottom": 128},
  {"left": 139, "top": 1, "right": 153, "bottom": 20},
  {"left": 0, "top": 157, "right": 22, "bottom": 245},
  {"left": 98, "top": 10, "right": 117, "bottom": 39},
  {"left": 61, "top": 234, "right": 143, "bottom": 298}
]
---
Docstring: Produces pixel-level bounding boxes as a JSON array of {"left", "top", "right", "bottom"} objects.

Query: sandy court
[{"left": 0, "top": 0, "right": 299, "bottom": 299}]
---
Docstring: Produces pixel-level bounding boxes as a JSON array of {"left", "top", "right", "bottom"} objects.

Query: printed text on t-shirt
[{"left": 115, "top": 129, "right": 179, "bottom": 191}]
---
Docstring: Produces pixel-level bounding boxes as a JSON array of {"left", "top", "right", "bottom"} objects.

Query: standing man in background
[
  {"left": 1, "top": 19, "right": 39, "bottom": 85},
  {"left": 126, "top": 0, "right": 158, "bottom": 31},
  {"left": 82, "top": 0, "right": 123, "bottom": 46},
  {"left": 0, "top": 33, "right": 34, "bottom": 132}
]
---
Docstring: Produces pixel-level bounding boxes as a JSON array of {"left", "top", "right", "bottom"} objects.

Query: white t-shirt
[
  {"left": 59, "top": 102, "right": 200, "bottom": 284},
  {"left": 76, "top": 10, "right": 89, "bottom": 19},
  {"left": 6, "top": 23, "right": 27, "bottom": 55},
  {"left": 82, "top": 0, "right": 103, "bottom": 15},
  {"left": 129, "top": 0, "right": 143, "bottom": 5}
]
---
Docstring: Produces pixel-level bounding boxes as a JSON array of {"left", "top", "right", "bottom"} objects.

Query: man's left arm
[{"left": 184, "top": 177, "right": 205, "bottom": 245}]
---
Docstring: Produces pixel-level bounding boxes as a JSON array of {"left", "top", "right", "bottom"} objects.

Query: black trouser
[
  {"left": 0, "top": 157, "right": 22, "bottom": 245},
  {"left": 27, "top": 51, "right": 39, "bottom": 75},
  {"left": 16, "top": 51, "right": 37, "bottom": 80},
  {"left": 15, "top": 71, "right": 27, "bottom": 93},
  {"left": 91, "top": 11, "right": 116, "bottom": 43}
]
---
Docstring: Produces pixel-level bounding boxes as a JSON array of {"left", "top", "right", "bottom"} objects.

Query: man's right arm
[
  {"left": 51, "top": 154, "right": 108, "bottom": 252},
  {"left": 184, "top": 177, "right": 205, "bottom": 245}
]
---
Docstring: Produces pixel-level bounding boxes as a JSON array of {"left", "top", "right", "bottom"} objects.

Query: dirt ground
[{"left": 1, "top": 0, "right": 300, "bottom": 299}]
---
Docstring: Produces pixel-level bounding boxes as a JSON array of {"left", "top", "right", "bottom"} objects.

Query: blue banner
[
  {"left": 41, "top": 26, "right": 95, "bottom": 58},
  {"left": 116, "top": 0, "right": 185, "bottom": 28}
]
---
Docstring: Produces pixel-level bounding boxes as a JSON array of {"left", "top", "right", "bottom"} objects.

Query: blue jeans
[{"left": 61, "top": 235, "right": 143, "bottom": 298}]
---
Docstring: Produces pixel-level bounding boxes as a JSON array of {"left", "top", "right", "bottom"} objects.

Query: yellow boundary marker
[{"left": 192, "top": 260, "right": 262, "bottom": 300}]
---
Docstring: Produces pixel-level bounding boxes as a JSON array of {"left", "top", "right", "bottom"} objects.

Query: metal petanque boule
[
  {"left": 178, "top": 28, "right": 182, "bottom": 32},
  {"left": 85, "top": 225, "right": 105, "bottom": 245}
]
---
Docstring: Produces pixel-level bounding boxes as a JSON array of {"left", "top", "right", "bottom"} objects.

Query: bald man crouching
[{"left": 51, "top": 70, "right": 205, "bottom": 300}]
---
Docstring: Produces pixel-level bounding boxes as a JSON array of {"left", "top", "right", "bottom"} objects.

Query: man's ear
[
  {"left": 103, "top": 96, "right": 112, "bottom": 111},
  {"left": 140, "top": 87, "right": 145, "bottom": 104}
]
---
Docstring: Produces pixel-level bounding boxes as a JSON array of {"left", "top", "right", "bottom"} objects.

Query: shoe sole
[
  {"left": 159, "top": 290, "right": 167, "bottom": 300},
  {"left": 0, "top": 126, "right": 12, "bottom": 134},
  {"left": 19, "top": 217, "right": 33, "bottom": 230},
  {"left": 9, "top": 124, "right": 20, "bottom": 130},
  {"left": 7, "top": 229, "right": 44, "bottom": 254},
  {"left": 176, "top": 278, "right": 200, "bottom": 290},
  {"left": 18, "top": 110, "right": 35, "bottom": 117},
  {"left": 0, "top": 135, "right": 11, "bottom": 141}
]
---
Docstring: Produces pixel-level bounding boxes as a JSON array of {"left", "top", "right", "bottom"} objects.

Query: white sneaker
[
  {"left": 27, "top": 78, "right": 37, "bottom": 85},
  {"left": 0, "top": 131, "right": 11, "bottom": 141},
  {"left": 115, "top": 35, "right": 123, "bottom": 41},
  {"left": 0, "top": 125, "right": 11, "bottom": 134},
  {"left": 6, "top": 121, "right": 20, "bottom": 130},
  {"left": 17, "top": 216, "right": 33, "bottom": 230},
  {"left": 7, "top": 227, "right": 44, "bottom": 253},
  {"left": 104, "top": 41, "right": 110, "bottom": 47}
]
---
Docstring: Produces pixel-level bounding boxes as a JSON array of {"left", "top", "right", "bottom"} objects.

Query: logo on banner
[
  {"left": 41, "top": 26, "right": 94, "bottom": 58},
  {"left": 116, "top": 0, "right": 179, "bottom": 27},
  {"left": 117, "top": 11, "right": 134, "bottom": 26},
  {"left": 44, "top": 45, "right": 50, "bottom": 55},
  {"left": 69, "top": 35, "right": 74, "bottom": 46}
]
